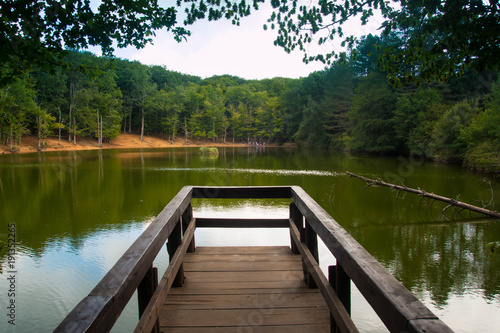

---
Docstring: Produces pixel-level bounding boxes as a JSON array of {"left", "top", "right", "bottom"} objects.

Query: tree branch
[{"left": 346, "top": 171, "right": 500, "bottom": 219}]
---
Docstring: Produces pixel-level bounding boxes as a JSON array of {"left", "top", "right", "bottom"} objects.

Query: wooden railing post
[
  {"left": 304, "top": 218, "right": 318, "bottom": 288},
  {"left": 289, "top": 203, "right": 303, "bottom": 254},
  {"left": 329, "top": 264, "right": 351, "bottom": 333},
  {"left": 167, "top": 218, "right": 184, "bottom": 287},
  {"left": 138, "top": 265, "right": 160, "bottom": 333},
  {"left": 182, "top": 203, "right": 195, "bottom": 253}
]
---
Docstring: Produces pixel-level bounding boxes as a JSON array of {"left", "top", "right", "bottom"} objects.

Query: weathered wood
[
  {"left": 55, "top": 186, "right": 194, "bottom": 333},
  {"left": 289, "top": 202, "right": 303, "bottom": 254},
  {"left": 192, "top": 185, "right": 292, "bottom": 199},
  {"left": 183, "top": 253, "right": 301, "bottom": 263},
  {"left": 184, "top": 261, "right": 302, "bottom": 271},
  {"left": 289, "top": 219, "right": 359, "bottom": 333},
  {"left": 160, "top": 246, "right": 330, "bottom": 332},
  {"left": 159, "top": 324, "right": 330, "bottom": 333},
  {"left": 164, "top": 293, "right": 326, "bottom": 309},
  {"left": 193, "top": 246, "right": 292, "bottom": 254},
  {"left": 346, "top": 171, "right": 500, "bottom": 218},
  {"left": 168, "top": 283, "right": 319, "bottom": 295},
  {"left": 196, "top": 217, "right": 289, "bottom": 228},
  {"left": 161, "top": 308, "right": 329, "bottom": 327},
  {"left": 58, "top": 186, "right": 453, "bottom": 333},
  {"left": 134, "top": 219, "right": 196, "bottom": 333},
  {"left": 181, "top": 203, "right": 195, "bottom": 252},
  {"left": 137, "top": 265, "right": 159, "bottom": 332},
  {"left": 290, "top": 186, "right": 454, "bottom": 333},
  {"left": 185, "top": 270, "right": 303, "bottom": 283},
  {"left": 304, "top": 218, "right": 319, "bottom": 288},
  {"left": 167, "top": 217, "right": 184, "bottom": 287},
  {"left": 329, "top": 265, "right": 351, "bottom": 333}
]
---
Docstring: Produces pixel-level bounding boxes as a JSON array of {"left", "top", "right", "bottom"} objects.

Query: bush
[{"left": 199, "top": 146, "right": 218, "bottom": 155}]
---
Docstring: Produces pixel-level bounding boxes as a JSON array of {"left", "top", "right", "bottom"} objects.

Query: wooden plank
[
  {"left": 160, "top": 308, "right": 329, "bottom": 327},
  {"left": 290, "top": 186, "right": 453, "bottom": 333},
  {"left": 185, "top": 270, "right": 302, "bottom": 283},
  {"left": 164, "top": 293, "right": 327, "bottom": 309},
  {"left": 196, "top": 217, "right": 289, "bottom": 228},
  {"left": 194, "top": 246, "right": 292, "bottom": 254},
  {"left": 168, "top": 280, "right": 316, "bottom": 294},
  {"left": 192, "top": 186, "right": 292, "bottom": 199},
  {"left": 160, "top": 246, "right": 330, "bottom": 332},
  {"left": 184, "top": 261, "right": 301, "bottom": 272},
  {"left": 183, "top": 253, "right": 301, "bottom": 263},
  {"left": 161, "top": 324, "right": 330, "bottom": 333}
]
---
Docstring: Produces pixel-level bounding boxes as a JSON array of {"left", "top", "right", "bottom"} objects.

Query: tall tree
[
  {"left": 347, "top": 72, "right": 398, "bottom": 152},
  {"left": 129, "top": 62, "right": 156, "bottom": 141}
]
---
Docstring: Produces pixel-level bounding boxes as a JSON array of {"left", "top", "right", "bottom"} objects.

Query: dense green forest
[{"left": 1, "top": 33, "right": 499, "bottom": 172}]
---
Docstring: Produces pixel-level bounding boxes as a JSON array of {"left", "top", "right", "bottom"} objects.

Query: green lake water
[{"left": 0, "top": 147, "right": 499, "bottom": 332}]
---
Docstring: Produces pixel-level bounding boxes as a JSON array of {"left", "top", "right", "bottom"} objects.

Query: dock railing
[{"left": 55, "top": 186, "right": 453, "bottom": 333}]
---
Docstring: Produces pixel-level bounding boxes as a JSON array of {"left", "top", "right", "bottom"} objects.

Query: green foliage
[
  {"left": 394, "top": 87, "right": 447, "bottom": 154},
  {"left": 460, "top": 81, "right": 500, "bottom": 172},
  {"left": 430, "top": 100, "right": 480, "bottom": 161},
  {"left": 348, "top": 72, "right": 398, "bottom": 153},
  {"left": 200, "top": 146, "right": 219, "bottom": 155},
  {"left": 2, "top": 0, "right": 497, "bottom": 90},
  {"left": 1, "top": 41, "right": 498, "bottom": 177}
]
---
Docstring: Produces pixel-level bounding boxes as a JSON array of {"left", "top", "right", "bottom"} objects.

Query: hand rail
[{"left": 55, "top": 186, "right": 453, "bottom": 333}]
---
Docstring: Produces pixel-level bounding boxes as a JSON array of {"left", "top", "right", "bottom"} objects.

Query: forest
[{"left": 1, "top": 32, "right": 499, "bottom": 173}]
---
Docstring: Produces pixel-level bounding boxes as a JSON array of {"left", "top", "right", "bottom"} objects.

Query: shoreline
[{"left": 0, "top": 134, "right": 293, "bottom": 155}]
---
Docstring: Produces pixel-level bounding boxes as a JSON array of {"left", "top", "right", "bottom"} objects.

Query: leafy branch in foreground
[{"left": 2, "top": 1, "right": 498, "bottom": 87}]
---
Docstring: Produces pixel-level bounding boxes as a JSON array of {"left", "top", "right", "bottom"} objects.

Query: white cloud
[
  {"left": 116, "top": 5, "right": 327, "bottom": 79},
  {"left": 112, "top": 3, "right": 384, "bottom": 80}
]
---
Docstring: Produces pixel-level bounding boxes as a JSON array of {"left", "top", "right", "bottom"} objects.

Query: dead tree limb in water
[{"left": 346, "top": 171, "right": 500, "bottom": 219}]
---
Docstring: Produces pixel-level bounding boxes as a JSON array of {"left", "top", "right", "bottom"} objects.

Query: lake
[{"left": 0, "top": 147, "right": 499, "bottom": 332}]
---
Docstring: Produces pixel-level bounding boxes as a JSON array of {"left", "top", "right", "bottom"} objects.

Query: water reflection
[{"left": 0, "top": 147, "right": 499, "bottom": 333}]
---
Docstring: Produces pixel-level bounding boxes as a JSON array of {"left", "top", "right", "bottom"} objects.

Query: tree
[
  {"left": 4, "top": 1, "right": 497, "bottom": 88},
  {"left": 460, "top": 80, "right": 500, "bottom": 172},
  {"left": 145, "top": 89, "right": 182, "bottom": 141},
  {"left": 321, "top": 64, "right": 355, "bottom": 149},
  {"left": 430, "top": 100, "right": 480, "bottom": 161},
  {"left": 129, "top": 63, "right": 156, "bottom": 141},
  {"left": 347, "top": 72, "right": 398, "bottom": 152},
  {"left": 0, "top": 0, "right": 189, "bottom": 84},
  {"left": 0, "top": 75, "right": 39, "bottom": 149}
]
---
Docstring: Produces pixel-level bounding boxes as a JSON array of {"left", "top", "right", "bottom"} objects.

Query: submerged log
[{"left": 346, "top": 171, "right": 500, "bottom": 219}]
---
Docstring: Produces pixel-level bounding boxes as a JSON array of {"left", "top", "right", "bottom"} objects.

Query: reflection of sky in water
[
  {"left": 1, "top": 221, "right": 157, "bottom": 333},
  {"left": 3, "top": 202, "right": 498, "bottom": 332},
  {"left": 194, "top": 201, "right": 291, "bottom": 247}
]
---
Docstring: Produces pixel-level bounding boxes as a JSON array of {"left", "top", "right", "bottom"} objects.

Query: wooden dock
[
  {"left": 161, "top": 246, "right": 329, "bottom": 332},
  {"left": 56, "top": 186, "right": 454, "bottom": 333}
]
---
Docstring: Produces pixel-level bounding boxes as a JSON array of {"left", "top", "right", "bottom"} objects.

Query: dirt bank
[{"left": 0, "top": 134, "right": 292, "bottom": 155}]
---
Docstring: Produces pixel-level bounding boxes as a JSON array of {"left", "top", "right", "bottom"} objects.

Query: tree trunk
[
  {"left": 128, "top": 106, "right": 132, "bottom": 133},
  {"left": 58, "top": 107, "right": 61, "bottom": 145},
  {"left": 73, "top": 117, "right": 77, "bottom": 145},
  {"left": 37, "top": 115, "right": 42, "bottom": 150},
  {"left": 140, "top": 106, "right": 145, "bottom": 141},
  {"left": 172, "top": 119, "right": 177, "bottom": 142}
]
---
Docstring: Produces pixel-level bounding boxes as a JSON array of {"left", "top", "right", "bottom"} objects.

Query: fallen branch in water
[{"left": 346, "top": 171, "right": 500, "bottom": 219}]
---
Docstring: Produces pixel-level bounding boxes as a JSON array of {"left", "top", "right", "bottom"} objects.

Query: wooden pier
[
  {"left": 162, "top": 246, "right": 329, "bottom": 332},
  {"left": 56, "top": 186, "right": 454, "bottom": 333}
]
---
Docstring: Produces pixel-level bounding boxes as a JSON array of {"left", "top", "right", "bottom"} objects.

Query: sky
[{"left": 109, "top": 3, "right": 384, "bottom": 80}]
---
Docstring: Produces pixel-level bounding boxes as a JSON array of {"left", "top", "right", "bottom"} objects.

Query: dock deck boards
[{"left": 159, "top": 246, "right": 330, "bottom": 332}]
